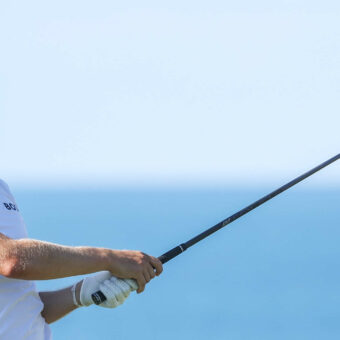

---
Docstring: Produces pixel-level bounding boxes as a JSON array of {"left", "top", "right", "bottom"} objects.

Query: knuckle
[{"left": 138, "top": 253, "right": 148, "bottom": 263}]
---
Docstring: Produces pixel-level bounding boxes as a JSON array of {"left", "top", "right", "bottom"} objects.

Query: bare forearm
[
  {"left": 0, "top": 232, "right": 163, "bottom": 293},
  {"left": 39, "top": 281, "right": 82, "bottom": 324},
  {"left": 2, "top": 238, "right": 110, "bottom": 280}
]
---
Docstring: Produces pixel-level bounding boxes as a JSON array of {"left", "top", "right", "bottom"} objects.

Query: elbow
[
  {"left": 40, "top": 312, "right": 53, "bottom": 325},
  {"left": 0, "top": 256, "right": 25, "bottom": 279},
  {"left": 0, "top": 235, "right": 26, "bottom": 279}
]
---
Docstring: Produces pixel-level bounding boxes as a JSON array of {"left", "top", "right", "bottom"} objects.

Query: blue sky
[{"left": 1, "top": 1, "right": 339, "bottom": 187}]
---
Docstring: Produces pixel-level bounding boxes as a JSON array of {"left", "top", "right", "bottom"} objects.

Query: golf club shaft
[
  {"left": 159, "top": 153, "right": 339, "bottom": 263},
  {"left": 92, "top": 153, "right": 339, "bottom": 304}
]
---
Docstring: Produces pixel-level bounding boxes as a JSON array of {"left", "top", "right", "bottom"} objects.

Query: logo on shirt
[{"left": 3, "top": 203, "right": 19, "bottom": 211}]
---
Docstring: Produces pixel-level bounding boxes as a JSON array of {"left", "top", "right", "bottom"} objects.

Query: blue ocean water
[{"left": 14, "top": 187, "right": 339, "bottom": 340}]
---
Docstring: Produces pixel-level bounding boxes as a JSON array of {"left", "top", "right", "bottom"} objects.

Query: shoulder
[
  {"left": 0, "top": 178, "right": 10, "bottom": 192},
  {"left": 0, "top": 179, "right": 16, "bottom": 202},
  {"left": 0, "top": 179, "right": 11, "bottom": 194}
]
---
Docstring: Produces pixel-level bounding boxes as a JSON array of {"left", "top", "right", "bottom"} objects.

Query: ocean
[{"left": 14, "top": 186, "right": 340, "bottom": 340}]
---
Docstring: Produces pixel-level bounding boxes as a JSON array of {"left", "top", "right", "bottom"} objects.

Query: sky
[{"left": 0, "top": 1, "right": 339, "bottom": 188}]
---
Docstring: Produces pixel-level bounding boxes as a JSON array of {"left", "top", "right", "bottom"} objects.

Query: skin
[
  {"left": 39, "top": 283, "right": 81, "bottom": 324},
  {"left": 0, "top": 232, "right": 163, "bottom": 324}
]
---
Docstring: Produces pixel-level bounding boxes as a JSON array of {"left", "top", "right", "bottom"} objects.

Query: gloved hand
[{"left": 79, "top": 271, "right": 138, "bottom": 308}]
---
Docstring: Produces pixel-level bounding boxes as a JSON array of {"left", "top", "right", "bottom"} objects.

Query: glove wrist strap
[{"left": 71, "top": 283, "right": 83, "bottom": 307}]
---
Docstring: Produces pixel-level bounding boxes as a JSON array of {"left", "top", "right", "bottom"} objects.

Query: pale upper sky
[{"left": 1, "top": 1, "right": 339, "bottom": 188}]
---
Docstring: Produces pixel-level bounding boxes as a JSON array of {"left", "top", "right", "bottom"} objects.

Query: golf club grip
[
  {"left": 91, "top": 278, "right": 137, "bottom": 305},
  {"left": 158, "top": 244, "right": 187, "bottom": 264},
  {"left": 91, "top": 246, "right": 186, "bottom": 304},
  {"left": 91, "top": 290, "right": 107, "bottom": 305}
]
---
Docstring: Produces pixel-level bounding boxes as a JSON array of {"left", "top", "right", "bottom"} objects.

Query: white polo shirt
[{"left": 0, "top": 179, "right": 52, "bottom": 340}]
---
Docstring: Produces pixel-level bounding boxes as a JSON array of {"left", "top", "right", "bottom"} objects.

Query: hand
[
  {"left": 107, "top": 250, "right": 163, "bottom": 293},
  {"left": 79, "top": 271, "right": 137, "bottom": 308},
  {"left": 98, "top": 277, "right": 136, "bottom": 308}
]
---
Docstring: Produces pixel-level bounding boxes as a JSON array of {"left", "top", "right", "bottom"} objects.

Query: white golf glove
[{"left": 78, "top": 271, "right": 138, "bottom": 308}]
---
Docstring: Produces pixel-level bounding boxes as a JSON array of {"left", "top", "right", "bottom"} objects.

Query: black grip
[
  {"left": 91, "top": 290, "right": 107, "bottom": 305},
  {"left": 91, "top": 244, "right": 188, "bottom": 304},
  {"left": 158, "top": 244, "right": 187, "bottom": 264}
]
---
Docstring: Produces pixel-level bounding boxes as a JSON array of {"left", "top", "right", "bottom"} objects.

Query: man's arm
[
  {"left": 0, "top": 232, "right": 163, "bottom": 293},
  {"left": 39, "top": 282, "right": 82, "bottom": 324}
]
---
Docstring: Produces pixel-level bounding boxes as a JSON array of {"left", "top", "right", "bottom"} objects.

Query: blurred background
[{"left": 0, "top": 1, "right": 339, "bottom": 339}]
